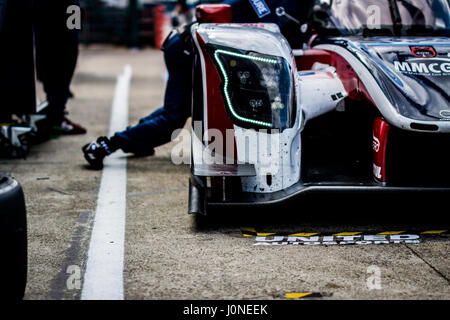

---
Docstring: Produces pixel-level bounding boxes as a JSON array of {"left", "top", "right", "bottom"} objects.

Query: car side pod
[{"left": 0, "top": 174, "right": 27, "bottom": 300}]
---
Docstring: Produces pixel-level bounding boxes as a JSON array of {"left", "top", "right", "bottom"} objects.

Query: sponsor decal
[
  {"left": 241, "top": 228, "right": 449, "bottom": 246},
  {"left": 394, "top": 58, "right": 450, "bottom": 76},
  {"left": 410, "top": 46, "right": 436, "bottom": 58},
  {"left": 248, "top": 0, "right": 271, "bottom": 19},
  {"left": 373, "top": 164, "right": 382, "bottom": 179},
  {"left": 253, "top": 234, "right": 421, "bottom": 246},
  {"left": 372, "top": 136, "right": 380, "bottom": 152},
  {"left": 439, "top": 110, "right": 450, "bottom": 119}
]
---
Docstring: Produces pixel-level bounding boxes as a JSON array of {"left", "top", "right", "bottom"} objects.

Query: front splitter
[{"left": 207, "top": 181, "right": 450, "bottom": 207}]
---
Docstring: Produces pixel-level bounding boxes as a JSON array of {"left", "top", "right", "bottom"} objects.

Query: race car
[{"left": 187, "top": 0, "right": 450, "bottom": 215}]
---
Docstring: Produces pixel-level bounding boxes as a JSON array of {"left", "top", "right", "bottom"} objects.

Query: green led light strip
[{"left": 213, "top": 49, "right": 278, "bottom": 128}]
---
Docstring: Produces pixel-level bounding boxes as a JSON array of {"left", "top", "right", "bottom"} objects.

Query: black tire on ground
[{"left": 0, "top": 174, "right": 27, "bottom": 300}]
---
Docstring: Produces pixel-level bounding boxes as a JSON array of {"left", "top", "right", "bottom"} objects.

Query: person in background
[
  {"left": 0, "top": 0, "right": 36, "bottom": 123},
  {"left": 171, "top": 0, "right": 193, "bottom": 27},
  {"left": 34, "top": 0, "right": 87, "bottom": 135},
  {"left": 82, "top": 0, "right": 311, "bottom": 169}
]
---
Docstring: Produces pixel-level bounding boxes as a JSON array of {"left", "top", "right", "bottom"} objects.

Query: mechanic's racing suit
[{"left": 109, "top": 0, "right": 310, "bottom": 155}]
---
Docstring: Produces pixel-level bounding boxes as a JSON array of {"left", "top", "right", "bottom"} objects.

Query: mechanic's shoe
[
  {"left": 54, "top": 117, "right": 87, "bottom": 135},
  {"left": 82, "top": 136, "right": 114, "bottom": 170}
]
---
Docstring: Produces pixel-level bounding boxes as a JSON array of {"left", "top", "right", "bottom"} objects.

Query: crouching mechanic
[{"left": 82, "top": 0, "right": 308, "bottom": 169}]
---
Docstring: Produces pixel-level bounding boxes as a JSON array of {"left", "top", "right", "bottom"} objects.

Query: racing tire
[{"left": 0, "top": 174, "right": 27, "bottom": 300}]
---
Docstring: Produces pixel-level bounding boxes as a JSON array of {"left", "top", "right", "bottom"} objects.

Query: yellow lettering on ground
[
  {"left": 240, "top": 227, "right": 256, "bottom": 237},
  {"left": 286, "top": 293, "right": 313, "bottom": 299},
  {"left": 421, "top": 230, "right": 448, "bottom": 234},
  {"left": 257, "top": 233, "right": 276, "bottom": 236},
  {"left": 377, "top": 231, "right": 405, "bottom": 235},
  {"left": 333, "top": 232, "right": 361, "bottom": 236},
  {"left": 288, "top": 233, "right": 319, "bottom": 237}
]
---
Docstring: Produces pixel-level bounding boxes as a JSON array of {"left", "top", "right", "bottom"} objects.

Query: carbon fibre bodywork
[{"left": 315, "top": 37, "right": 450, "bottom": 131}]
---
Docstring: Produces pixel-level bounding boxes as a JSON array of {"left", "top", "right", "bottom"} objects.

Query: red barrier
[{"left": 153, "top": 5, "right": 170, "bottom": 49}]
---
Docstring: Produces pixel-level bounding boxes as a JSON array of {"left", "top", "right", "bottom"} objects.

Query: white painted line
[{"left": 81, "top": 65, "right": 132, "bottom": 300}]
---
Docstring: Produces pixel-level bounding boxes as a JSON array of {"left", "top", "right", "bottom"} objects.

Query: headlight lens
[{"left": 208, "top": 45, "right": 294, "bottom": 131}]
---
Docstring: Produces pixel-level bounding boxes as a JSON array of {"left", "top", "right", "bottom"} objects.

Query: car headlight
[{"left": 208, "top": 45, "right": 295, "bottom": 131}]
